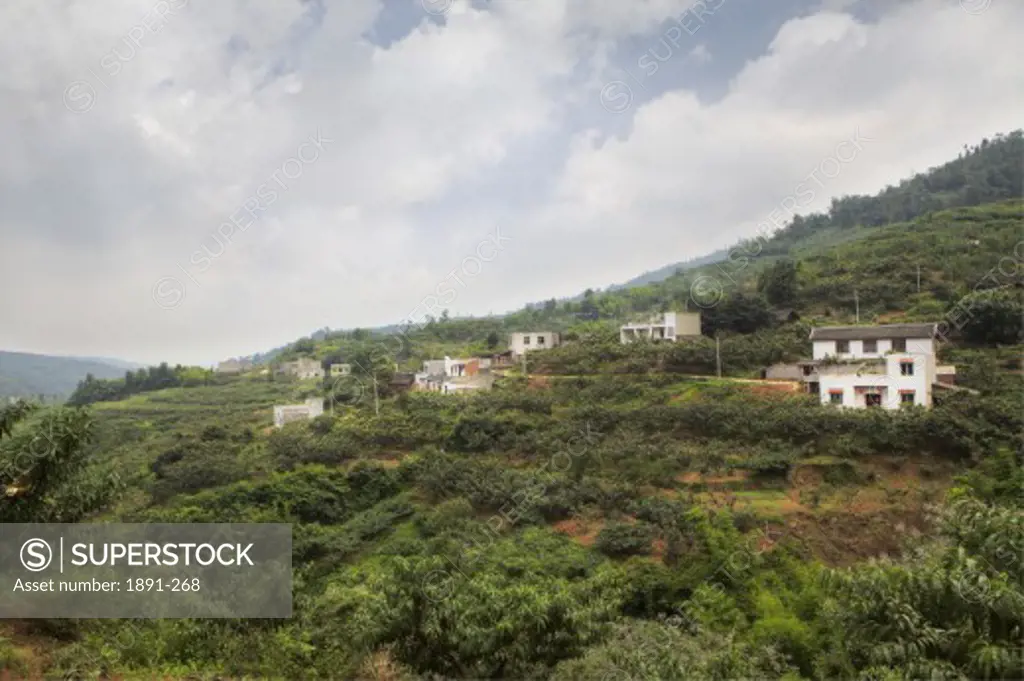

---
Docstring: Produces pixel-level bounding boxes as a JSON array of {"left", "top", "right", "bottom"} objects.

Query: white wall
[
  {"left": 675, "top": 312, "right": 701, "bottom": 336},
  {"left": 621, "top": 312, "right": 701, "bottom": 343},
  {"left": 817, "top": 352, "right": 933, "bottom": 409},
  {"left": 304, "top": 398, "right": 324, "bottom": 418},
  {"left": 509, "top": 332, "right": 559, "bottom": 355},
  {"left": 273, "top": 398, "right": 324, "bottom": 427},
  {"left": 422, "top": 359, "right": 446, "bottom": 376}
]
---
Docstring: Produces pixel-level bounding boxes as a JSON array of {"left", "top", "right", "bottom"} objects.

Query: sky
[{"left": 0, "top": 0, "right": 1021, "bottom": 366}]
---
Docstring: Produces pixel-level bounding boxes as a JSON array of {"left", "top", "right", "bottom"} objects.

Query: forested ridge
[
  {"left": 0, "top": 351, "right": 129, "bottom": 402},
  {"left": 2, "top": 132, "right": 1022, "bottom": 679}
]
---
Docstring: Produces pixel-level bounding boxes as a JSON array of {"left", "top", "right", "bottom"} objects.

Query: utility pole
[
  {"left": 854, "top": 290, "right": 860, "bottom": 323},
  {"left": 715, "top": 333, "right": 722, "bottom": 378},
  {"left": 916, "top": 263, "right": 921, "bottom": 293},
  {"left": 372, "top": 374, "right": 380, "bottom": 417}
]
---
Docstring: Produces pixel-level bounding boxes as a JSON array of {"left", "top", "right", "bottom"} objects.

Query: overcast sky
[{"left": 1, "top": 0, "right": 1021, "bottom": 366}]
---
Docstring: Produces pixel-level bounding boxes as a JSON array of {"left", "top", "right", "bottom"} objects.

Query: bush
[{"left": 596, "top": 522, "right": 657, "bottom": 557}]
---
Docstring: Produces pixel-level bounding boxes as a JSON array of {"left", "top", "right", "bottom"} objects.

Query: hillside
[
  {"left": 606, "top": 248, "right": 731, "bottom": 290},
  {"left": 3, "top": 344, "right": 1020, "bottom": 678},
  {"left": 2, "top": 133, "right": 1022, "bottom": 679},
  {"left": 0, "top": 350, "right": 135, "bottom": 401},
  {"left": 6, "top": 203, "right": 1022, "bottom": 679},
  {"left": 603, "top": 130, "right": 1020, "bottom": 292},
  {"left": 272, "top": 132, "right": 1021, "bottom": 361},
  {"left": 250, "top": 201, "right": 1020, "bottom": 380}
]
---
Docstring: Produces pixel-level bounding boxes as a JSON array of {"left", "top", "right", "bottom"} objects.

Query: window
[
  {"left": 836, "top": 340, "right": 850, "bottom": 353},
  {"left": 900, "top": 360, "right": 914, "bottom": 376},
  {"left": 802, "top": 365, "right": 813, "bottom": 376},
  {"left": 863, "top": 339, "right": 877, "bottom": 353},
  {"left": 865, "top": 393, "right": 882, "bottom": 408},
  {"left": 892, "top": 338, "right": 906, "bottom": 352},
  {"left": 901, "top": 391, "right": 915, "bottom": 405},
  {"left": 537, "top": 336, "right": 545, "bottom": 345},
  {"left": 829, "top": 390, "right": 843, "bottom": 404},
  {"left": 523, "top": 336, "right": 530, "bottom": 345}
]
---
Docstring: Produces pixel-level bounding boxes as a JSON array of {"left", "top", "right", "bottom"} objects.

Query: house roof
[{"left": 809, "top": 323, "right": 938, "bottom": 341}]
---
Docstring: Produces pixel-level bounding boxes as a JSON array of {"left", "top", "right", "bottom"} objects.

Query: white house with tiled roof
[{"left": 807, "top": 323, "right": 939, "bottom": 409}]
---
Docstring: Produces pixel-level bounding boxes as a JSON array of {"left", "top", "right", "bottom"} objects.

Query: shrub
[{"left": 596, "top": 522, "right": 657, "bottom": 557}]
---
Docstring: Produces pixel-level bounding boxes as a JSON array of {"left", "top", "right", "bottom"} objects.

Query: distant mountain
[
  {"left": 77, "top": 356, "right": 144, "bottom": 370},
  {"left": 606, "top": 249, "right": 731, "bottom": 291},
  {"left": 0, "top": 351, "right": 132, "bottom": 400},
  {"left": 521, "top": 249, "right": 731, "bottom": 310}
]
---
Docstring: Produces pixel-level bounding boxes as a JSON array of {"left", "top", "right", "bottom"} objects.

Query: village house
[
  {"left": 767, "top": 323, "right": 957, "bottom": 410},
  {"left": 273, "top": 398, "right": 324, "bottom": 428},
  {"left": 329, "top": 363, "right": 352, "bottom": 377},
  {"left": 277, "top": 357, "right": 324, "bottom": 380},
  {"left": 620, "top": 311, "right": 701, "bottom": 344},
  {"left": 414, "top": 356, "right": 493, "bottom": 394},
  {"left": 508, "top": 332, "right": 561, "bottom": 356},
  {"left": 215, "top": 358, "right": 253, "bottom": 374}
]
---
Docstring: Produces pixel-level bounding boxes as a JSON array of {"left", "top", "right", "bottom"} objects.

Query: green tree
[
  {"left": 818, "top": 498, "right": 1024, "bottom": 679},
  {"left": 958, "top": 287, "right": 1023, "bottom": 345},
  {"left": 702, "top": 293, "right": 775, "bottom": 335},
  {"left": 0, "top": 401, "right": 118, "bottom": 522},
  {"left": 757, "top": 259, "right": 800, "bottom": 307}
]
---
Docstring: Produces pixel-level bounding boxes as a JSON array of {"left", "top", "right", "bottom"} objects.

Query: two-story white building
[
  {"left": 508, "top": 332, "right": 560, "bottom": 356},
  {"left": 620, "top": 311, "right": 701, "bottom": 344},
  {"left": 808, "top": 323, "right": 938, "bottom": 409}
]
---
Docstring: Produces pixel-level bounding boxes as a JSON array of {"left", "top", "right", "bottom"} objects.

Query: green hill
[
  {"left": 1, "top": 131, "right": 1022, "bottom": 680},
  {"left": 0, "top": 350, "right": 134, "bottom": 401}
]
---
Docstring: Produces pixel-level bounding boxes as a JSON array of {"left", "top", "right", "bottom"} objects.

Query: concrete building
[
  {"left": 763, "top": 363, "right": 806, "bottom": 381},
  {"left": 216, "top": 358, "right": 253, "bottom": 374},
  {"left": 329, "top": 363, "right": 352, "bottom": 377},
  {"left": 273, "top": 398, "right": 324, "bottom": 428},
  {"left": 620, "top": 312, "right": 701, "bottom": 344},
  {"left": 414, "top": 356, "right": 492, "bottom": 393},
  {"left": 278, "top": 357, "right": 324, "bottom": 380},
  {"left": 807, "top": 323, "right": 940, "bottom": 409},
  {"left": 509, "top": 332, "right": 561, "bottom": 356}
]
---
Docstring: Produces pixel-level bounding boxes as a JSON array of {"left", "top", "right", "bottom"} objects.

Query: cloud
[
  {"left": 688, "top": 43, "right": 712, "bottom": 63},
  {"left": 506, "top": 0, "right": 1024, "bottom": 304},
  {"left": 0, "top": 0, "right": 1020, "bottom": 365}
]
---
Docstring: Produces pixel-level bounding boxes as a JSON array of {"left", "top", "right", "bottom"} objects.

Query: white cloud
[
  {"left": 0, "top": 0, "right": 1020, "bottom": 365},
  {"left": 688, "top": 43, "right": 712, "bottom": 63},
  {"left": 508, "top": 0, "right": 1024, "bottom": 303}
]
